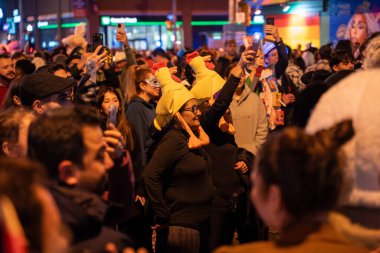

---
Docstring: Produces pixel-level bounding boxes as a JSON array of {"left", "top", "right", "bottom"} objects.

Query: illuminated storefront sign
[
  {"left": 100, "top": 16, "right": 229, "bottom": 27},
  {"left": 37, "top": 21, "right": 87, "bottom": 29}
]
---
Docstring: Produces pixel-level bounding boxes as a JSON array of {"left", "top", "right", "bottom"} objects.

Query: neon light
[
  {"left": 101, "top": 16, "right": 110, "bottom": 25},
  {"left": 253, "top": 15, "right": 264, "bottom": 24},
  {"left": 38, "top": 22, "right": 87, "bottom": 29},
  {"left": 191, "top": 21, "right": 229, "bottom": 26},
  {"left": 37, "top": 21, "right": 49, "bottom": 27},
  {"left": 13, "top": 16, "right": 20, "bottom": 23},
  {"left": 110, "top": 17, "right": 137, "bottom": 24},
  {"left": 283, "top": 5, "right": 290, "bottom": 12}
]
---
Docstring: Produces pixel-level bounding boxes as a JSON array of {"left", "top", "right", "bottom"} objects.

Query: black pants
[
  {"left": 119, "top": 209, "right": 154, "bottom": 252},
  {"left": 209, "top": 194, "right": 267, "bottom": 251},
  {"left": 156, "top": 220, "right": 210, "bottom": 253}
]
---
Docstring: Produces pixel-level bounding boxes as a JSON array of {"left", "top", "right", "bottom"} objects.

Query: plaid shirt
[{"left": 305, "top": 59, "right": 331, "bottom": 73}]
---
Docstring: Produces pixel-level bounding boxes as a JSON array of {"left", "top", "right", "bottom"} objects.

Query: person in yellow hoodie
[
  {"left": 186, "top": 51, "right": 259, "bottom": 249},
  {"left": 142, "top": 62, "right": 212, "bottom": 253}
]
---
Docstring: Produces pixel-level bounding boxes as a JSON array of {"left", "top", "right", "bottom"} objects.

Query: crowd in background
[{"left": 0, "top": 20, "right": 379, "bottom": 253}]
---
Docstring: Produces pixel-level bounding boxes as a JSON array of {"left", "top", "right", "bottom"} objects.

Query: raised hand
[
  {"left": 115, "top": 23, "right": 129, "bottom": 47},
  {"left": 104, "top": 123, "right": 125, "bottom": 159},
  {"left": 85, "top": 45, "right": 108, "bottom": 76}
]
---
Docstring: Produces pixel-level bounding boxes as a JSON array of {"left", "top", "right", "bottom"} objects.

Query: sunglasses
[{"left": 144, "top": 78, "right": 160, "bottom": 88}]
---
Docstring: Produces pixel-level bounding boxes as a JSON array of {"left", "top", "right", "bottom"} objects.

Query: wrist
[{"left": 231, "top": 64, "right": 243, "bottom": 78}]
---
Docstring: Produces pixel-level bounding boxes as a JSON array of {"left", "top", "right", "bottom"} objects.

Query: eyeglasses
[
  {"left": 182, "top": 105, "right": 199, "bottom": 115},
  {"left": 144, "top": 78, "right": 160, "bottom": 88}
]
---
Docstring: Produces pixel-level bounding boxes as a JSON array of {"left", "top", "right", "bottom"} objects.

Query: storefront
[
  {"left": 100, "top": 15, "right": 230, "bottom": 50},
  {"left": 100, "top": 15, "right": 183, "bottom": 51},
  {"left": 31, "top": 16, "right": 87, "bottom": 50}
]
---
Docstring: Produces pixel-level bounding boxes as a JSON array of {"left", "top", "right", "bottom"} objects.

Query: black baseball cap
[{"left": 20, "top": 73, "right": 76, "bottom": 106}]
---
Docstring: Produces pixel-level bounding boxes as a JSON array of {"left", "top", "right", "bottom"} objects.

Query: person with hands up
[
  {"left": 185, "top": 50, "right": 256, "bottom": 249},
  {"left": 115, "top": 23, "right": 137, "bottom": 91},
  {"left": 255, "top": 23, "right": 298, "bottom": 130},
  {"left": 142, "top": 63, "right": 214, "bottom": 253},
  {"left": 74, "top": 45, "right": 108, "bottom": 105},
  {"left": 264, "top": 24, "right": 281, "bottom": 43}
]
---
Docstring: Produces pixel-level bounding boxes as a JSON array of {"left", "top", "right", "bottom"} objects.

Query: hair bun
[{"left": 315, "top": 119, "right": 354, "bottom": 149}]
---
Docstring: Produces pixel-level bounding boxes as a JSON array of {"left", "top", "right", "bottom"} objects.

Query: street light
[{"left": 254, "top": 8, "right": 262, "bottom": 15}]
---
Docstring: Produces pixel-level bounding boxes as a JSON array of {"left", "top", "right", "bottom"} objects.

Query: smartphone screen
[
  {"left": 242, "top": 33, "right": 262, "bottom": 60},
  {"left": 93, "top": 33, "right": 104, "bottom": 53},
  {"left": 266, "top": 17, "right": 275, "bottom": 25},
  {"left": 251, "top": 33, "right": 262, "bottom": 53}
]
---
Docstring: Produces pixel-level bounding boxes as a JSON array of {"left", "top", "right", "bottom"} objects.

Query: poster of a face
[{"left": 330, "top": 0, "right": 380, "bottom": 47}]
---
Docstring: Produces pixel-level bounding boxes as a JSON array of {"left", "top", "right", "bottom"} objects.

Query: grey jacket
[{"left": 230, "top": 84, "right": 268, "bottom": 155}]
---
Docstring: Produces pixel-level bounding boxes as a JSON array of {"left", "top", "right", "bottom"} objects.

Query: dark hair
[
  {"left": 152, "top": 48, "right": 169, "bottom": 59},
  {"left": 179, "top": 50, "right": 196, "bottom": 86},
  {"left": 34, "top": 64, "right": 50, "bottom": 73},
  {"left": 96, "top": 86, "right": 135, "bottom": 152},
  {"left": 224, "top": 39, "right": 236, "bottom": 47},
  {"left": 294, "top": 57, "right": 306, "bottom": 71},
  {"left": 0, "top": 53, "right": 10, "bottom": 60},
  {"left": 34, "top": 62, "right": 69, "bottom": 75},
  {"left": 257, "top": 120, "right": 354, "bottom": 219},
  {"left": 11, "top": 52, "right": 27, "bottom": 60},
  {"left": 224, "top": 62, "right": 238, "bottom": 78},
  {"left": 48, "top": 62, "right": 69, "bottom": 74},
  {"left": 319, "top": 44, "right": 332, "bottom": 60},
  {"left": 16, "top": 59, "right": 36, "bottom": 75},
  {"left": 0, "top": 78, "right": 23, "bottom": 111},
  {"left": 330, "top": 50, "right": 354, "bottom": 70},
  {"left": 335, "top": 40, "right": 353, "bottom": 56},
  {"left": 0, "top": 157, "right": 44, "bottom": 252},
  {"left": 28, "top": 106, "right": 101, "bottom": 179},
  {"left": 34, "top": 51, "right": 45, "bottom": 59},
  {"left": 125, "top": 65, "right": 152, "bottom": 103},
  {"left": 0, "top": 108, "right": 34, "bottom": 156},
  {"left": 65, "top": 55, "right": 81, "bottom": 66}
]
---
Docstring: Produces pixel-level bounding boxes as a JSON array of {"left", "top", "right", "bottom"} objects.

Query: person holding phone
[
  {"left": 255, "top": 19, "right": 297, "bottom": 130},
  {"left": 115, "top": 23, "right": 138, "bottom": 92}
]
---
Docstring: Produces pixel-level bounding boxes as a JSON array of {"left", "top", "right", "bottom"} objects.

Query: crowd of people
[{"left": 0, "top": 19, "right": 379, "bottom": 253}]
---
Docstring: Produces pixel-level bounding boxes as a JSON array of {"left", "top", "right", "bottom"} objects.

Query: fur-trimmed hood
[{"left": 329, "top": 211, "right": 380, "bottom": 250}]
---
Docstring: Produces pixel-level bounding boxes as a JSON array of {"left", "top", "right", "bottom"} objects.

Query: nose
[{"left": 196, "top": 108, "right": 202, "bottom": 116}]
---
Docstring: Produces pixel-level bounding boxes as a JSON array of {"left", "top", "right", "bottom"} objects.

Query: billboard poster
[{"left": 329, "top": 0, "right": 380, "bottom": 47}]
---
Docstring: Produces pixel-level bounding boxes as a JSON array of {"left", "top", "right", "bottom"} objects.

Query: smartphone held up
[
  {"left": 264, "top": 17, "right": 276, "bottom": 42},
  {"left": 242, "top": 32, "right": 263, "bottom": 62}
]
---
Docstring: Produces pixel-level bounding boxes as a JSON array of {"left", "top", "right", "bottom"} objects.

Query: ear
[
  {"left": 2, "top": 141, "right": 18, "bottom": 158},
  {"left": 138, "top": 82, "right": 146, "bottom": 92},
  {"left": 32, "top": 100, "right": 46, "bottom": 114},
  {"left": 332, "top": 65, "right": 339, "bottom": 72},
  {"left": 57, "top": 160, "right": 79, "bottom": 186},
  {"left": 268, "top": 184, "right": 283, "bottom": 213},
  {"left": 12, "top": 95, "right": 22, "bottom": 106}
]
